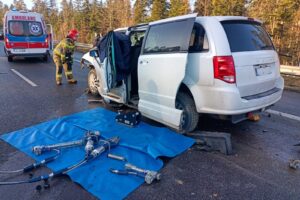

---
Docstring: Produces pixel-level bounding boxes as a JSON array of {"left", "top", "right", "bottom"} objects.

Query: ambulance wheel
[
  {"left": 43, "top": 54, "right": 48, "bottom": 62},
  {"left": 88, "top": 68, "right": 99, "bottom": 96},
  {"left": 175, "top": 92, "right": 199, "bottom": 133},
  {"left": 8, "top": 56, "right": 13, "bottom": 62}
]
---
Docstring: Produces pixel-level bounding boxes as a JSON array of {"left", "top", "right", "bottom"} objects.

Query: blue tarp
[{"left": 1, "top": 108, "right": 194, "bottom": 200}]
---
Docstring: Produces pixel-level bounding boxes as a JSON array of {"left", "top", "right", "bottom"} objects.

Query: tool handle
[
  {"left": 107, "top": 153, "right": 126, "bottom": 161},
  {"left": 28, "top": 175, "right": 49, "bottom": 183},
  {"left": 110, "top": 169, "right": 130, "bottom": 175},
  {"left": 125, "top": 163, "right": 145, "bottom": 173},
  {"left": 48, "top": 140, "right": 83, "bottom": 149},
  {"left": 23, "top": 156, "right": 58, "bottom": 172}
]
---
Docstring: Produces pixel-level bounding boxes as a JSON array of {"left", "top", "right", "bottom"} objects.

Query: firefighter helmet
[{"left": 68, "top": 29, "right": 79, "bottom": 40}]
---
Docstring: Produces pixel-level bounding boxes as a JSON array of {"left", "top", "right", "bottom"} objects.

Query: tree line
[{"left": 0, "top": 0, "right": 299, "bottom": 66}]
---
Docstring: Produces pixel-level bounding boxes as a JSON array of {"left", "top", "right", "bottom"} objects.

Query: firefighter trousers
[{"left": 53, "top": 54, "right": 74, "bottom": 82}]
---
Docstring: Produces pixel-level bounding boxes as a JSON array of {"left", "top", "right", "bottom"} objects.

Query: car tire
[
  {"left": 43, "top": 54, "right": 48, "bottom": 62},
  {"left": 88, "top": 68, "right": 99, "bottom": 96},
  {"left": 175, "top": 92, "right": 199, "bottom": 133},
  {"left": 8, "top": 56, "right": 13, "bottom": 62}
]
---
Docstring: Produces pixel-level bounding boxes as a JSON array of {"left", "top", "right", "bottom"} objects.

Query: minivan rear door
[
  {"left": 221, "top": 20, "right": 280, "bottom": 98},
  {"left": 138, "top": 14, "right": 196, "bottom": 128}
]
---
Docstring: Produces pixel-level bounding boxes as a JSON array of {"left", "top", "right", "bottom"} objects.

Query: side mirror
[{"left": 89, "top": 49, "right": 99, "bottom": 57}]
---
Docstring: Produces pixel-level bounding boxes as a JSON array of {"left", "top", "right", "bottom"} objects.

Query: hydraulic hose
[{"left": 0, "top": 149, "right": 60, "bottom": 174}]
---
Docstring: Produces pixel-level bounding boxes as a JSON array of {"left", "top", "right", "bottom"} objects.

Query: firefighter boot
[{"left": 68, "top": 79, "right": 77, "bottom": 84}]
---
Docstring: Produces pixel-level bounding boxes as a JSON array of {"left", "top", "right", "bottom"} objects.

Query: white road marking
[
  {"left": 74, "top": 59, "right": 81, "bottom": 63},
  {"left": 266, "top": 109, "right": 300, "bottom": 122},
  {"left": 11, "top": 69, "right": 38, "bottom": 87}
]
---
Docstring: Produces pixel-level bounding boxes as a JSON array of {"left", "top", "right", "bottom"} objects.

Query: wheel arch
[
  {"left": 176, "top": 83, "right": 195, "bottom": 103},
  {"left": 175, "top": 83, "right": 200, "bottom": 133},
  {"left": 177, "top": 82, "right": 204, "bottom": 113}
]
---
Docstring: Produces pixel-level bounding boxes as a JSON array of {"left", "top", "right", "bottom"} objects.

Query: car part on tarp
[
  {"left": 110, "top": 163, "right": 161, "bottom": 184},
  {"left": 115, "top": 110, "right": 141, "bottom": 127},
  {"left": 186, "top": 131, "right": 233, "bottom": 155}
]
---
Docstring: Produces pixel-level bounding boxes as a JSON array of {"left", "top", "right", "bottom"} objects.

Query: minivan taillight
[{"left": 213, "top": 56, "right": 236, "bottom": 84}]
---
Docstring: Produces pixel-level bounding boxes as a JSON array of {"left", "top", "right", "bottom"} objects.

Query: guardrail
[
  {"left": 76, "top": 42, "right": 93, "bottom": 49},
  {"left": 280, "top": 65, "right": 300, "bottom": 76},
  {"left": 53, "top": 40, "right": 93, "bottom": 49}
]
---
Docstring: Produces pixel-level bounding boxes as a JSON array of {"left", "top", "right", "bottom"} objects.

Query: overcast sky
[{"left": 4, "top": 0, "right": 196, "bottom": 10}]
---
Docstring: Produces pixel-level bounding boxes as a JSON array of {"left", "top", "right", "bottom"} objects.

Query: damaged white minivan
[{"left": 81, "top": 14, "right": 284, "bottom": 133}]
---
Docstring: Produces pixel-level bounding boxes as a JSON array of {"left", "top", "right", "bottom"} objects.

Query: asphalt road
[{"left": 0, "top": 42, "right": 300, "bottom": 200}]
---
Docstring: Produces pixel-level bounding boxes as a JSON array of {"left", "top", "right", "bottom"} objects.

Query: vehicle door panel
[{"left": 138, "top": 14, "right": 196, "bottom": 128}]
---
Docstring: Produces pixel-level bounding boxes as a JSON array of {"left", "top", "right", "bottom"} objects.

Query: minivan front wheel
[
  {"left": 88, "top": 68, "right": 99, "bottom": 96},
  {"left": 175, "top": 92, "right": 199, "bottom": 133}
]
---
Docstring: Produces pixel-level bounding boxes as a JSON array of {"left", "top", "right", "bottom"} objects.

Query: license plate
[
  {"left": 255, "top": 64, "right": 272, "bottom": 76},
  {"left": 13, "top": 49, "right": 26, "bottom": 53}
]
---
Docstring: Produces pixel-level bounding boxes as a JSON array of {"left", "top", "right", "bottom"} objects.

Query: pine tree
[
  {"left": 248, "top": 0, "right": 300, "bottom": 65},
  {"left": 151, "top": 0, "right": 167, "bottom": 21},
  {"left": 81, "top": 0, "right": 91, "bottom": 42},
  {"left": 133, "top": 0, "right": 148, "bottom": 24},
  {"left": 169, "top": 0, "right": 190, "bottom": 17},
  {"left": 194, "top": 0, "right": 212, "bottom": 16},
  {"left": 211, "top": 0, "right": 245, "bottom": 16},
  {"left": 32, "top": 0, "right": 49, "bottom": 20},
  {"left": 13, "top": 0, "right": 27, "bottom": 10},
  {"left": 0, "top": 1, "right": 10, "bottom": 26}
]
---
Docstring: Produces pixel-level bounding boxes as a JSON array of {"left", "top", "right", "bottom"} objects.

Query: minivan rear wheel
[
  {"left": 8, "top": 56, "right": 13, "bottom": 62},
  {"left": 43, "top": 54, "right": 48, "bottom": 62},
  {"left": 175, "top": 92, "right": 199, "bottom": 133}
]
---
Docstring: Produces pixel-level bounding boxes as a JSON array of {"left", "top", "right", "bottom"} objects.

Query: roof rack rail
[{"left": 128, "top": 23, "right": 149, "bottom": 31}]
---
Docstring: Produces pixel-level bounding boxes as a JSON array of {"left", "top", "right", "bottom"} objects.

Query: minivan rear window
[
  {"left": 221, "top": 20, "right": 274, "bottom": 52},
  {"left": 9, "top": 21, "right": 43, "bottom": 37}
]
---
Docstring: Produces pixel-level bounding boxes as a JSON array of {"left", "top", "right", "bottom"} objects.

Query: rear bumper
[
  {"left": 193, "top": 76, "right": 284, "bottom": 115},
  {"left": 6, "top": 48, "right": 48, "bottom": 57}
]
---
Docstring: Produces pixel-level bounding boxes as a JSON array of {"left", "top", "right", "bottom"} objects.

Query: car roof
[{"left": 196, "top": 16, "right": 262, "bottom": 24}]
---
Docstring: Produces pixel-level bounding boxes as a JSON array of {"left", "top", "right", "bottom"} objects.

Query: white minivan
[{"left": 81, "top": 14, "right": 284, "bottom": 133}]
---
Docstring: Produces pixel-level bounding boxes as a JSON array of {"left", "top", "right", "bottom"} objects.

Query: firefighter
[{"left": 53, "top": 29, "right": 79, "bottom": 85}]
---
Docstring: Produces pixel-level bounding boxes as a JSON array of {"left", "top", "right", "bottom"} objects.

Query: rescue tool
[
  {"left": 32, "top": 131, "right": 101, "bottom": 156},
  {"left": 0, "top": 135, "right": 120, "bottom": 186},
  {"left": 110, "top": 163, "right": 161, "bottom": 184}
]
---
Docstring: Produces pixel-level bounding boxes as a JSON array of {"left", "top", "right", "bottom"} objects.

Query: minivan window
[
  {"left": 189, "top": 23, "right": 209, "bottom": 53},
  {"left": 143, "top": 20, "right": 193, "bottom": 54},
  {"left": 9, "top": 21, "right": 43, "bottom": 37},
  {"left": 221, "top": 20, "right": 274, "bottom": 52}
]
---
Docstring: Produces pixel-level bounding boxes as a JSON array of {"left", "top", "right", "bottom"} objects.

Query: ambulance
[{"left": 3, "top": 10, "right": 51, "bottom": 62}]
